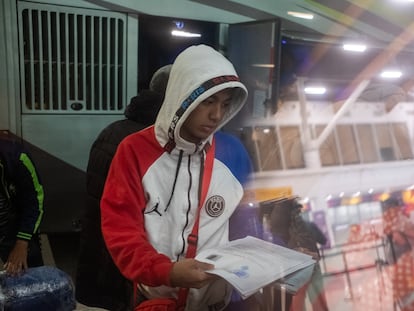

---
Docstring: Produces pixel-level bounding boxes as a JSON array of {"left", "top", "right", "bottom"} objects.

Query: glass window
[
  {"left": 336, "top": 125, "right": 359, "bottom": 164},
  {"left": 392, "top": 123, "right": 414, "bottom": 160},
  {"left": 254, "top": 126, "right": 282, "bottom": 171},
  {"left": 279, "top": 125, "right": 305, "bottom": 169},
  {"left": 356, "top": 124, "right": 379, "bottom": 163},
  {"left": 375, "top": 124, "right": 395, "bottom": 161},
  {"left": 314, "top": 125, "right": 340, "bottom": 166}
]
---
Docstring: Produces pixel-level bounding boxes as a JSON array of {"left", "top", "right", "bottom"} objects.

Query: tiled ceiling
[
  {"left": 189, "top": 0, "right": 414, "bottom": 101},
  {"left": 87, "top": 0, "right": 414, "bottom": 102},
  {"left": 190, "top": 0, "right": 413, "bottom": 45}
]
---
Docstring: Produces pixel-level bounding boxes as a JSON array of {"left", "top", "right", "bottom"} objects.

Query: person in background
[
  {"left": 304, "top": 220, "right": 329, "bottom": 311},
  {"left": 101, "top": 44, "right": 249, "bottom": 311},
  {"left": 75, "top": 65, "right": 172, "bottom": 311},
  {"left": 347, "top": 223, "right": 363, "bottom": 244},
  {"left": 269, "top": 199, "right": 320, "bottom": 311},
  {"left": 381, "top": 198, "right": 414, "bottom": 310},
  {"left": 0, "top": 136, "right": 44, "bottom": 276}
]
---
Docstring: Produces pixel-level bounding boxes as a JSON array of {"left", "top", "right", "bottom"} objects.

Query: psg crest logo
[{"left": 205, "top": 195, "right": 225, "bottom": 217}]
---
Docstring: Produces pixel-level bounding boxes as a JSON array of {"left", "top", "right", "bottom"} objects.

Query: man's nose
[{"left": 209, "top": 102, "right": 224, "bottom": 120}]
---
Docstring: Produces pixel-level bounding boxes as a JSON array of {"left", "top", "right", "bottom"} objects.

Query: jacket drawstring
[{"left": 164, "top": 149, "right": 184, "bottom": 212}]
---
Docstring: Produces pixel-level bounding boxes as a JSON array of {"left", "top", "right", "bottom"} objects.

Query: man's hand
[
  {"left": 169, "top": 258, "right": 217, "bottom": 288},
  {"left": 4, "top": 240, "right": 29, "bottom": 276}
]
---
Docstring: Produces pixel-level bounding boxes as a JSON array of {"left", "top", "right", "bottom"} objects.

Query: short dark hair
[{"left": 149, "top": 65, "right": 172, "bottom": 96}]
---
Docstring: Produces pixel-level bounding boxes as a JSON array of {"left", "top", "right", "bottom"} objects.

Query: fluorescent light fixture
[
  {"left": 343, "top": 43, "right": 366, "bottom": 52},
  {"left": 251, "top": 63, "right": 275, "bottom": 68},
  {"left": 304, "top": 86, "right": 326, "bottom": 95},
  {"left": 263, "top": 128, "right": 270, "bottom": 134},
  {"left": 380, "top": 70, "right": 402, "bottom": 78},
  {"left": 171, "top": 30, "right": 201, "bottom": 38},
  {"left": 287, "top": 11, "right": 314, "bottom": 20}
]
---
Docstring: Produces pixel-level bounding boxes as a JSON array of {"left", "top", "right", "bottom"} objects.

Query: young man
[
  {"left": 76, "top": 65, "right": 172, "bottom": 310},
  {"left": 101, "top": 44, "right": 249, "bottom": 310},
  {"left": 0, "top": 136, "right": 44, "bottom": 275}
]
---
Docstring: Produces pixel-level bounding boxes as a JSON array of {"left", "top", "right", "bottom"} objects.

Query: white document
[{"left": 196, "top": 236, "right": 315, "bottom": 299}]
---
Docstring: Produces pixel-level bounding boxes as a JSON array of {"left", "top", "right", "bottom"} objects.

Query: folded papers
[{"left": 196, "top": 236, "right": 315, "bottom": 299}]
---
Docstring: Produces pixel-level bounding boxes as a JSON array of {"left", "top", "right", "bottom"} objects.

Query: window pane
[
  {"left": 280, "top": 126, "right": 304, "bottom": 169},
  {"left": 315, "top": 125, "right": 340, "bottom": 166},
  {"left": 392, "top": 123, "right": 414, "bottom": 160},
  {"left": 375, "top": 124, "right": 395, "bottom": 161},
  {"left": 254, "top": 126, "right": 282, "bottom": 171},
  {"left": 337, "top": 125, "right": 359, "bottom": 164},
  {"left": 356, "top": 124, "right": 378, "bottom": 163}
]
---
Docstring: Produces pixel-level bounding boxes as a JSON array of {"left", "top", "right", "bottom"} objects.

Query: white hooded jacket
[{"left": 101, "top": 45, "right": 248, "bottom": 310}]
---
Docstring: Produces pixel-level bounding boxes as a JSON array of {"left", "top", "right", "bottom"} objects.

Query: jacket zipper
[{"left": 0, "top": 162, "right": 10, "bottom": 200}]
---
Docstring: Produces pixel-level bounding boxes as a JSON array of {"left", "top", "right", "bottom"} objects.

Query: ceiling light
[
  {"left": 171, "top": 30, "right": 201, "bottom": 38},
  {"left": 287, "top": 11, "right": 314, "bottom": 20},
  {"left": 343, "top": 43, "right": 366, "bottom": 52},
  {"left": 380, "top": 70, "right": 402, "bottom": 78},
  {"left": 251, "top": 64, "right": 275, "bottom": 68},
  {"left": 304, "top": 86, "right": 326, "bottom": 95},
  {"left": 352, "top": 191, "right": 361, "bottom": 197}
]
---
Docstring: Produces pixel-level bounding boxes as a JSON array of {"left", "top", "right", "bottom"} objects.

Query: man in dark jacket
[
  {"left": 304, "top": 220, "right": 329, "bottom": 311},
  {"left": 0, "top": 136, "right": 44, "bottom": 275},
  {"left": 75, "top": 65, "right": 172, "bottom": 311}
]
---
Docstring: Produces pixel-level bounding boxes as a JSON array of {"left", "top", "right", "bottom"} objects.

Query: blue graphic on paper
[{"left": 232, "top": 265, "right": 249, "bottom": 279}]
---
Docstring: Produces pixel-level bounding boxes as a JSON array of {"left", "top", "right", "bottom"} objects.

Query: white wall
[{"left": 0, "top": 0, "right": 21, "bottom": 132}]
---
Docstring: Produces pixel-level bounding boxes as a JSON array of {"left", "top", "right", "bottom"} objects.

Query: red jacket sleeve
[{"left": 100, "top": 136, "right": 173, "bottom": 286}]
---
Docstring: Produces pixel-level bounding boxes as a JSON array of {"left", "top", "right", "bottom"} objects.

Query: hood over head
[{"left": 155, "top": 45, "right": 248, "bottom": 153}]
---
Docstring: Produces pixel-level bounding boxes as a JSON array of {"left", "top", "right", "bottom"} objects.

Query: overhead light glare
[
  {"left": 171, "top": 30, "right": 201, "bottom": 38},
  {"left": 287, "top": 11, "right": 314, "bottom": 20},
  {"left": 343, "top": 44, "right": 366, "bottom": 52},
  {"left": 380, "top": 70, "right": 402, "bottom": 78},
  {"left": 304, "top": 87, "right": 326, "bottom": 95},
  {"left": 251, "top": 63, "right": 275, "bottom": 68}
]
